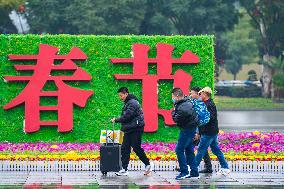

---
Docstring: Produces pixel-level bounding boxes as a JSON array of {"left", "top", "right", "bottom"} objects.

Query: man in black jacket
[
  {"left": 194, "top": 87, "right": 230, "bottom": 176},
  {"left": 111, "top": 87, "right": 151, "bottom": 176},
  {"left": 171, "top": 88, "right": 199, "bottom": 180}
]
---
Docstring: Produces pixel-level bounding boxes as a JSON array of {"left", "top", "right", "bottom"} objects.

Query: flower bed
[{"left": 0, "top": 131, "right": 283, "bottom": 161}]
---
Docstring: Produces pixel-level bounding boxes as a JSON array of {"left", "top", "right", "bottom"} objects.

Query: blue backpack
[{"left": 190, "top": 98, "right": 210, "bottom": 126}]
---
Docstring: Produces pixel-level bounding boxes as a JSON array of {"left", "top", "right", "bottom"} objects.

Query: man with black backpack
[{"left": 111, "top": 87, "right": 151, "bottom": 176}]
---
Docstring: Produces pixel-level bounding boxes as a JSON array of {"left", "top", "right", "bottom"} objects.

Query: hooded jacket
[
  {"left": 115, "top": 94, "right": 144, "bottom": 133},
  {"left": 171, "top": 98, "right": 199, "bottom": 130}
]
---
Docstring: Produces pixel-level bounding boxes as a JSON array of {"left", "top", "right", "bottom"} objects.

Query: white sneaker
[
  {"left": 115, "top": 169, "right": 129, "bottom": 176},
  {"left": 187, "top": 165, "right": 191, "bottom": 172},
  {"left": 217, "top": 168, "right": 230, "bottom": 176},
  {"left": 144, "top": 164, "right": 152, "bottom": 175}
]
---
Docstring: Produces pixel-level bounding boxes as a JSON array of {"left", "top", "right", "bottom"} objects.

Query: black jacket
[
  {"left": 115, "top": 94, "right": 144, "bottom": 133},
  {"left": 198, "top": 98, "right": 219, "bottom": 135},
  {"left": 171, "top": 98, "right": 199, "bottom": 130}
]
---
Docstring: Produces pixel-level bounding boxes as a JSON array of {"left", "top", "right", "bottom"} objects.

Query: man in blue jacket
[
  {"left": 171, "top": 88, "right": 199, "bottom": 180},
  {"left": 111, "top": 87, "right": 151, "bottom": 176}
]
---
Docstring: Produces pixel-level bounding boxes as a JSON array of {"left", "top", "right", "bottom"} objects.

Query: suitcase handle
[{"left": 106, "top": 122, "right": 115, "bottom": 146}]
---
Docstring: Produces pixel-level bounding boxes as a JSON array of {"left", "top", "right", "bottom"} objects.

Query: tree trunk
[
  {"left": 233, "top": 73, "right": 237, "bottom": 80},
  {"left": 262, "top": 63, "right": 273, "bottom": 98}
]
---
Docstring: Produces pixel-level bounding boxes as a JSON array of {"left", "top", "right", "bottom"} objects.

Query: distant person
[
  {"left": 111, "top": 87, "right": 151, "bottom": 176},
  {"left": 194, "top": 87, "right": 230, "bottom": 176},
  {"left": 171, "top": 88, "right": 199, "bottom": 180}
]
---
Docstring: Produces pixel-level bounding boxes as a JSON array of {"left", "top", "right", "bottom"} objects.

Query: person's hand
[
  {"left": 110, "top": 118, "right": 116, "bottom": 123},
  {"left": 193, "top": 134, "right": 200, "bottom": 141}
]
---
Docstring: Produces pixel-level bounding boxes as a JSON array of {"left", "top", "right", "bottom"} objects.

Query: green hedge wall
[{"left": 0, "top": 34, "right": 214, "bottom": 143}]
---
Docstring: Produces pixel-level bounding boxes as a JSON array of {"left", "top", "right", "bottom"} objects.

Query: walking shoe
[
  {"left": 175, "top": 165, "right": 190, "bottom": 172},
  {"left": 175, "top": 172, "right": 190, "bottom": 180},
  {"left": 188, "top": 174, "right": 200, "bottom": 179},
  {"left": 199, "top": 168, "right": 213, "bottom": 173},
  {"left": 115, "top": 169, "right": 129, "bottom": 176},
  {"left": 217, "top": 168, "right": 230, "bottom": 176},
  {"left": 144, "top": 164, "right": 152, "bottom": 175}
]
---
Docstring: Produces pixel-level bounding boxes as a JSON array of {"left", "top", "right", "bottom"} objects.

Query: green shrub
[
  {"left": 273, "top": 73, "right": 284, "bottom": 88},
  {"left": 273, "top": 73, "right": 284, "bottom": 99},
  {"left": 0, "top": 34, "right": 214, "bottom": 142},
  {"left": 216, "top": 86, "right": 262, "bottom": 97}
]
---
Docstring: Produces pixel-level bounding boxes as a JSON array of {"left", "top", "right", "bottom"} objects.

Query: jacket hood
[{"left": 174, "top": 97, "right": 187, "bottom": 105}]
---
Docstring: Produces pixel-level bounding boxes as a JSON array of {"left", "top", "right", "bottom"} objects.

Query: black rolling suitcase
[{"left": 100, "top": 123, "right": 122, "bottom": 175}]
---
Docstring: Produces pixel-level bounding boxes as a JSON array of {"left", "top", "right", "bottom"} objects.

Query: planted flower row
[{"left": 0, "top": 131, "right": 283, "bottom": 161}]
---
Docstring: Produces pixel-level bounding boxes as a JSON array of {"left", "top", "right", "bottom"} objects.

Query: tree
[
  {"left": 25, "top": 0, "right": 147, "bottom": 34},
  {"left": 25, "top": 0, "right": 74, "bottom": 34},
  {"left": 221, "top": 10, "right": 259, "bottom": 80},
  {"left": 156, "top": 0, "right": 239, "bottom": 35},
  {"left": 154, "top": 0, "right": 240, "bottom": 70},
  {"left": 65, "top": 0, "right": 147, "bottom": 34},
  {"left": 25, "top": 0, "right": 240, "bottom": 39},
  {"left": 139, "top": 0, "right": 175, "bottom": 35},
  {"left": 0, "top": 0, "right": 23, "bottom": 7},
  {"left": 224, "top": 58, "right": 242, "bottom": 80},
  {"left": 240, "top": 0, "right": 284, "bottom": 97},
  {"left": 0, "top": 0, "right": 25, "bottom": 33}
]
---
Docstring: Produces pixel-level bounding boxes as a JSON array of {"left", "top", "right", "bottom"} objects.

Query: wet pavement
[
  {"left": 219, "top": 111, "right": 284, "bottom": 132},
  {"left": 0, "top": 171, "right": 282, "bottom": 188}
]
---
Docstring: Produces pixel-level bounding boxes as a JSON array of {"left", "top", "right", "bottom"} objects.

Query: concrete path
[{"left": 0, "top": 171, "right": 282, "bottom": 188}]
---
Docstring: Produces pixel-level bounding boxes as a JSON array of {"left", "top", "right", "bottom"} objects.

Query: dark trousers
[
  {"left": 194, "top": 139, "right": 212, "bottom": 170},
  {"left": 121, "top": 131, "right": 150, "bottom": 170},
  {"left": 176, "top": 128, "right": 199, "bottom": 175}
]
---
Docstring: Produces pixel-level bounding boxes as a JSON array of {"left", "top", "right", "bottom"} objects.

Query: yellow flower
[
  {"left": 219, "top": 130, "right": 225, "bottom": 135},
  {"left": 90, "top": 155, "right": 99, "bottom": 160},
  {"left": 50, "top": 145, "right": 59, "bottom": 149},
  {"left": 151, "top": 154, "right": 157, "bottom": 160},
  {"left": 130, "top": 154, "right": 137, "bottom": 160},
  {"left": 51, "top": 155, "right": 60, "bottom": 160},
  {"left": 65, "top": 151, "right": 78, "bottom": 160},
  {"left": 252, "top": 143, "right": 261, "bottom": 148},
  {"left": 253, "top": 130, "right": 260, "bottom": 135}
]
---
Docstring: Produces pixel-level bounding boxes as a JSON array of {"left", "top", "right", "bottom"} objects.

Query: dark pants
[
  {"left": 121, "top": 131, "right": 150, "bottom": 170},
  {"left": 194, "top": 139, "right": 212, "bottom": 170}
]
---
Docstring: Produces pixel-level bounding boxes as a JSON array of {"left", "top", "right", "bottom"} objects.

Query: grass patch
[{"left": 216, "top": 96, "right": 284, "bottom": 110}]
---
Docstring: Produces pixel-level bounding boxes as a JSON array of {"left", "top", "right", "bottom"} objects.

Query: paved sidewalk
[{"left": 0, "top": 171, "right": 282, "bottom": 188}]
